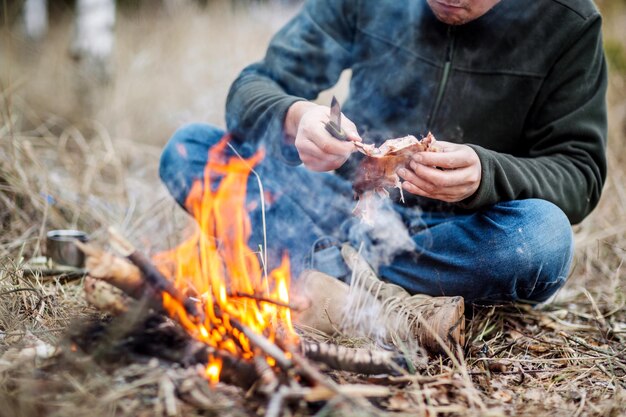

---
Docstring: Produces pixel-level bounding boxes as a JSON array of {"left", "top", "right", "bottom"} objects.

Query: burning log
[
  {"left": 78, "top": 241, "right": 291, "bottom": 383},
  {"left": 75, "top": 311, "right": 260, "bottom": 389},
  {"left": 177, "top": 340, "right": 259, "bottom": 387},
  {"left": 107, "top": 228, "right": 203, "bottom": 322}
]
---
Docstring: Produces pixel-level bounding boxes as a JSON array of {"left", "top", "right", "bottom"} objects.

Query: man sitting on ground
[{"left": 159, "top": 0, "right": 608, "bottom": 351}]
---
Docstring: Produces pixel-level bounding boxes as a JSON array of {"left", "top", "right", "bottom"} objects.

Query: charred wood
[{"left": 70, "top": 309, "right": 259, "bottom": 388}]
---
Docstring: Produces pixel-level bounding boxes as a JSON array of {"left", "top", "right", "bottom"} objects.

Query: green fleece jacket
[{"left": 226, "top": 0, "right": 608, "bottom": 224}]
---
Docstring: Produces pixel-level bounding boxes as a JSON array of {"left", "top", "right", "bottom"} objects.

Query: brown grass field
[{"left": 1, "top": 1, "right": 625, "bottom": 416}]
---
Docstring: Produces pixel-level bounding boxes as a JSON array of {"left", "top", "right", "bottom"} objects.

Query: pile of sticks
[{"left": 76, "top": 228, "right": 408, "bottom": 406}]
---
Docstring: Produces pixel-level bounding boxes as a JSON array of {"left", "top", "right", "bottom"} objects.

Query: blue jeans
[{"left": 159, "top": 123, "right": 574, "bottom": 304}]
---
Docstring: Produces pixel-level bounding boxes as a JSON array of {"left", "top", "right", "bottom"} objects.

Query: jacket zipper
[{"left": 428, "top": 26, "right": 455, "bottom": 130}]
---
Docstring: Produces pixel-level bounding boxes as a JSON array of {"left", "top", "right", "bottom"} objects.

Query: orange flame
[
  {"left": 154, "top": 136, "right": 298, "bottom": 380},
  {"left": 205, "top": 357, "right": 222, "bottom": 384}
]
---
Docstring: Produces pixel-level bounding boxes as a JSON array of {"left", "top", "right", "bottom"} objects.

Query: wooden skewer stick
[
  {"left": 227, "top": 292, "right": 310, "bottom": 312},
  {"left": 108, "top": 227, "right": 203, "bottom": 322}
]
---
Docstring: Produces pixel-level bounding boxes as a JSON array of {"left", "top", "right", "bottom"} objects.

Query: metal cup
[{"left": 46, "top": 230, "right": 89, "bottom": 268}]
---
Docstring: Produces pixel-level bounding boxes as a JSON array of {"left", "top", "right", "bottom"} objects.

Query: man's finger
[
  {"left": 303, "top": 154, "right": 346, "bottom": 172},
  {"left": 299, "top": 135, "right": 348, "bottom": 159},
  {"left": 297, "top": 135, "right": 351, "bottom": 171},
  {"left": 301, "top": 144, "right": 347, "bottom": 166},
  {"left": 402, "top": 181, "right": 430, "bottom": 198},
  {"left": 412, "top": 148, "right": 474, "bottom": 169},
  {"left": 401, "top": 180, "right": 470, "bottom": 203},
  {"left": 398, "top": 167, "right": 443, "bottom": 196},
  {"left": 311, "top": 130, "right": 357, "bottom": 157},
  {"left": 407, "top": 162, "right": 475, "bottom": 188},
  {"left": 342, "top": 117, "right": 362, "bottom": 142},
  {"left": 346, "top": 130, "right": 362, "bottom": 142}
]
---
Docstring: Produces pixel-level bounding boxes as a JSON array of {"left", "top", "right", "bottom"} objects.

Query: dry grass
[{"left": 1, "top": 1, "right": 625, "bottom": 416}]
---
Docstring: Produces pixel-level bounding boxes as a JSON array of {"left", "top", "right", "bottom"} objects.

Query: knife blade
[{"left": 325, "top": 95, "right": 348, "bottom": 141}]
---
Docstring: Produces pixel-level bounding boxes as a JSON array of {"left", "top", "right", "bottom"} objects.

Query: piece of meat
[{"left": 353, "top": 132, "right": 437, "bottom": 198}]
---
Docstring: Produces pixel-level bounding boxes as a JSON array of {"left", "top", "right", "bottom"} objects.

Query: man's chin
[
  {"left": 430, "top": 8, "right": 472, "bottom": 25},
  {"left": 427, "top": 0, "right": 473, "bottom": 25},
  {"left": 433, "top": 13, "right": 470, "bottom": 25}
]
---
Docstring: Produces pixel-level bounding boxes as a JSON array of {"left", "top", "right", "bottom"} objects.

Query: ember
[{"left": 153, "top": 136, "right": 298, "bottom": 382}]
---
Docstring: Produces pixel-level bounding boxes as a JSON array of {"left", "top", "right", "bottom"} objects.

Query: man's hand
[
  {"left": 398, "top": 141, "right": 482, "bottom": 203},
  {"left": 285, "top": 101, "right": 361, "bottom": 172}
]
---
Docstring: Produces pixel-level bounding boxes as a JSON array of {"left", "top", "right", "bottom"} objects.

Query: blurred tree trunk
[
  {"left": 71, "top": 0, "right": 116, "bottom": 83},
  {"left": 23, "top": 0, "right": 48, "bottom": 41},
  {"left": 70, "top": 0, "right": 116, "bottom": 116}
]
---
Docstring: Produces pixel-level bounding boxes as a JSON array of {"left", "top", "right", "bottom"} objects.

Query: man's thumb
[{"left": 346, "top": 129, "right": 362, "bottom": 142}]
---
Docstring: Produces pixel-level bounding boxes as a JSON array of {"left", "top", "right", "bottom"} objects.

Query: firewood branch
[
  {"left": 300, "top": 341, "right": 407, "bottom": 375},
  {"left": 227, "top": 292, "right": 310, "bottom": 312},
  {"left": 80, "top": 236, "right": 410, "bottom": 378},
  {"left": 228, "top": 317, "right": 293, "bottom": 371},
  {"left": 108, "top": 227, "right": 203, "bottom": 322}
]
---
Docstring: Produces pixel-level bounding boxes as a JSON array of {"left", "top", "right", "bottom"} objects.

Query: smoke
[
  {"left": 340, "top": 281, "right": 388, "bottom": 342},
  {"left": 343, "top": 196, "right": 417, "bottom": 272},
  {"left": 336, "top": 244, "right": 425, "bottom": 357}
]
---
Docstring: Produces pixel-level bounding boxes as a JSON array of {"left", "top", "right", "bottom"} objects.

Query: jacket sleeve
[
  {"left": 460, "top": 15, "right": 608, "bottom": 224},
  {"left": 225, "top": 0, "right": 357, "bottom": 164}
]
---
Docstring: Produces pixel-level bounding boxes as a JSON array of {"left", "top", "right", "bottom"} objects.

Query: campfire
[
  {"left": 150, "top": 136, "right": 298, "bottom": 383},
  {"left": 75, "top": 135, "right": 406, "bottom": 399}
]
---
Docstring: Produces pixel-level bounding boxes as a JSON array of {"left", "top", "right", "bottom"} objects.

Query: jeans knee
[
  {"left": 159, "top": 123, "right": 225, "bottom": 206},
  {"left": 506, "top": 199, "right": 573, "bottom": 302},
  {"left": 159, "top": 124, "right": 223, "bottom": 177},
  {"left": 518, "top": 199, "right": 573, "bottom": 261}
]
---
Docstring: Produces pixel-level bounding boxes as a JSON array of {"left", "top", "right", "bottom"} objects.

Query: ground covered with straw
[{"left": 1, "top": 1, "right": 625, "bottom": 416}]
